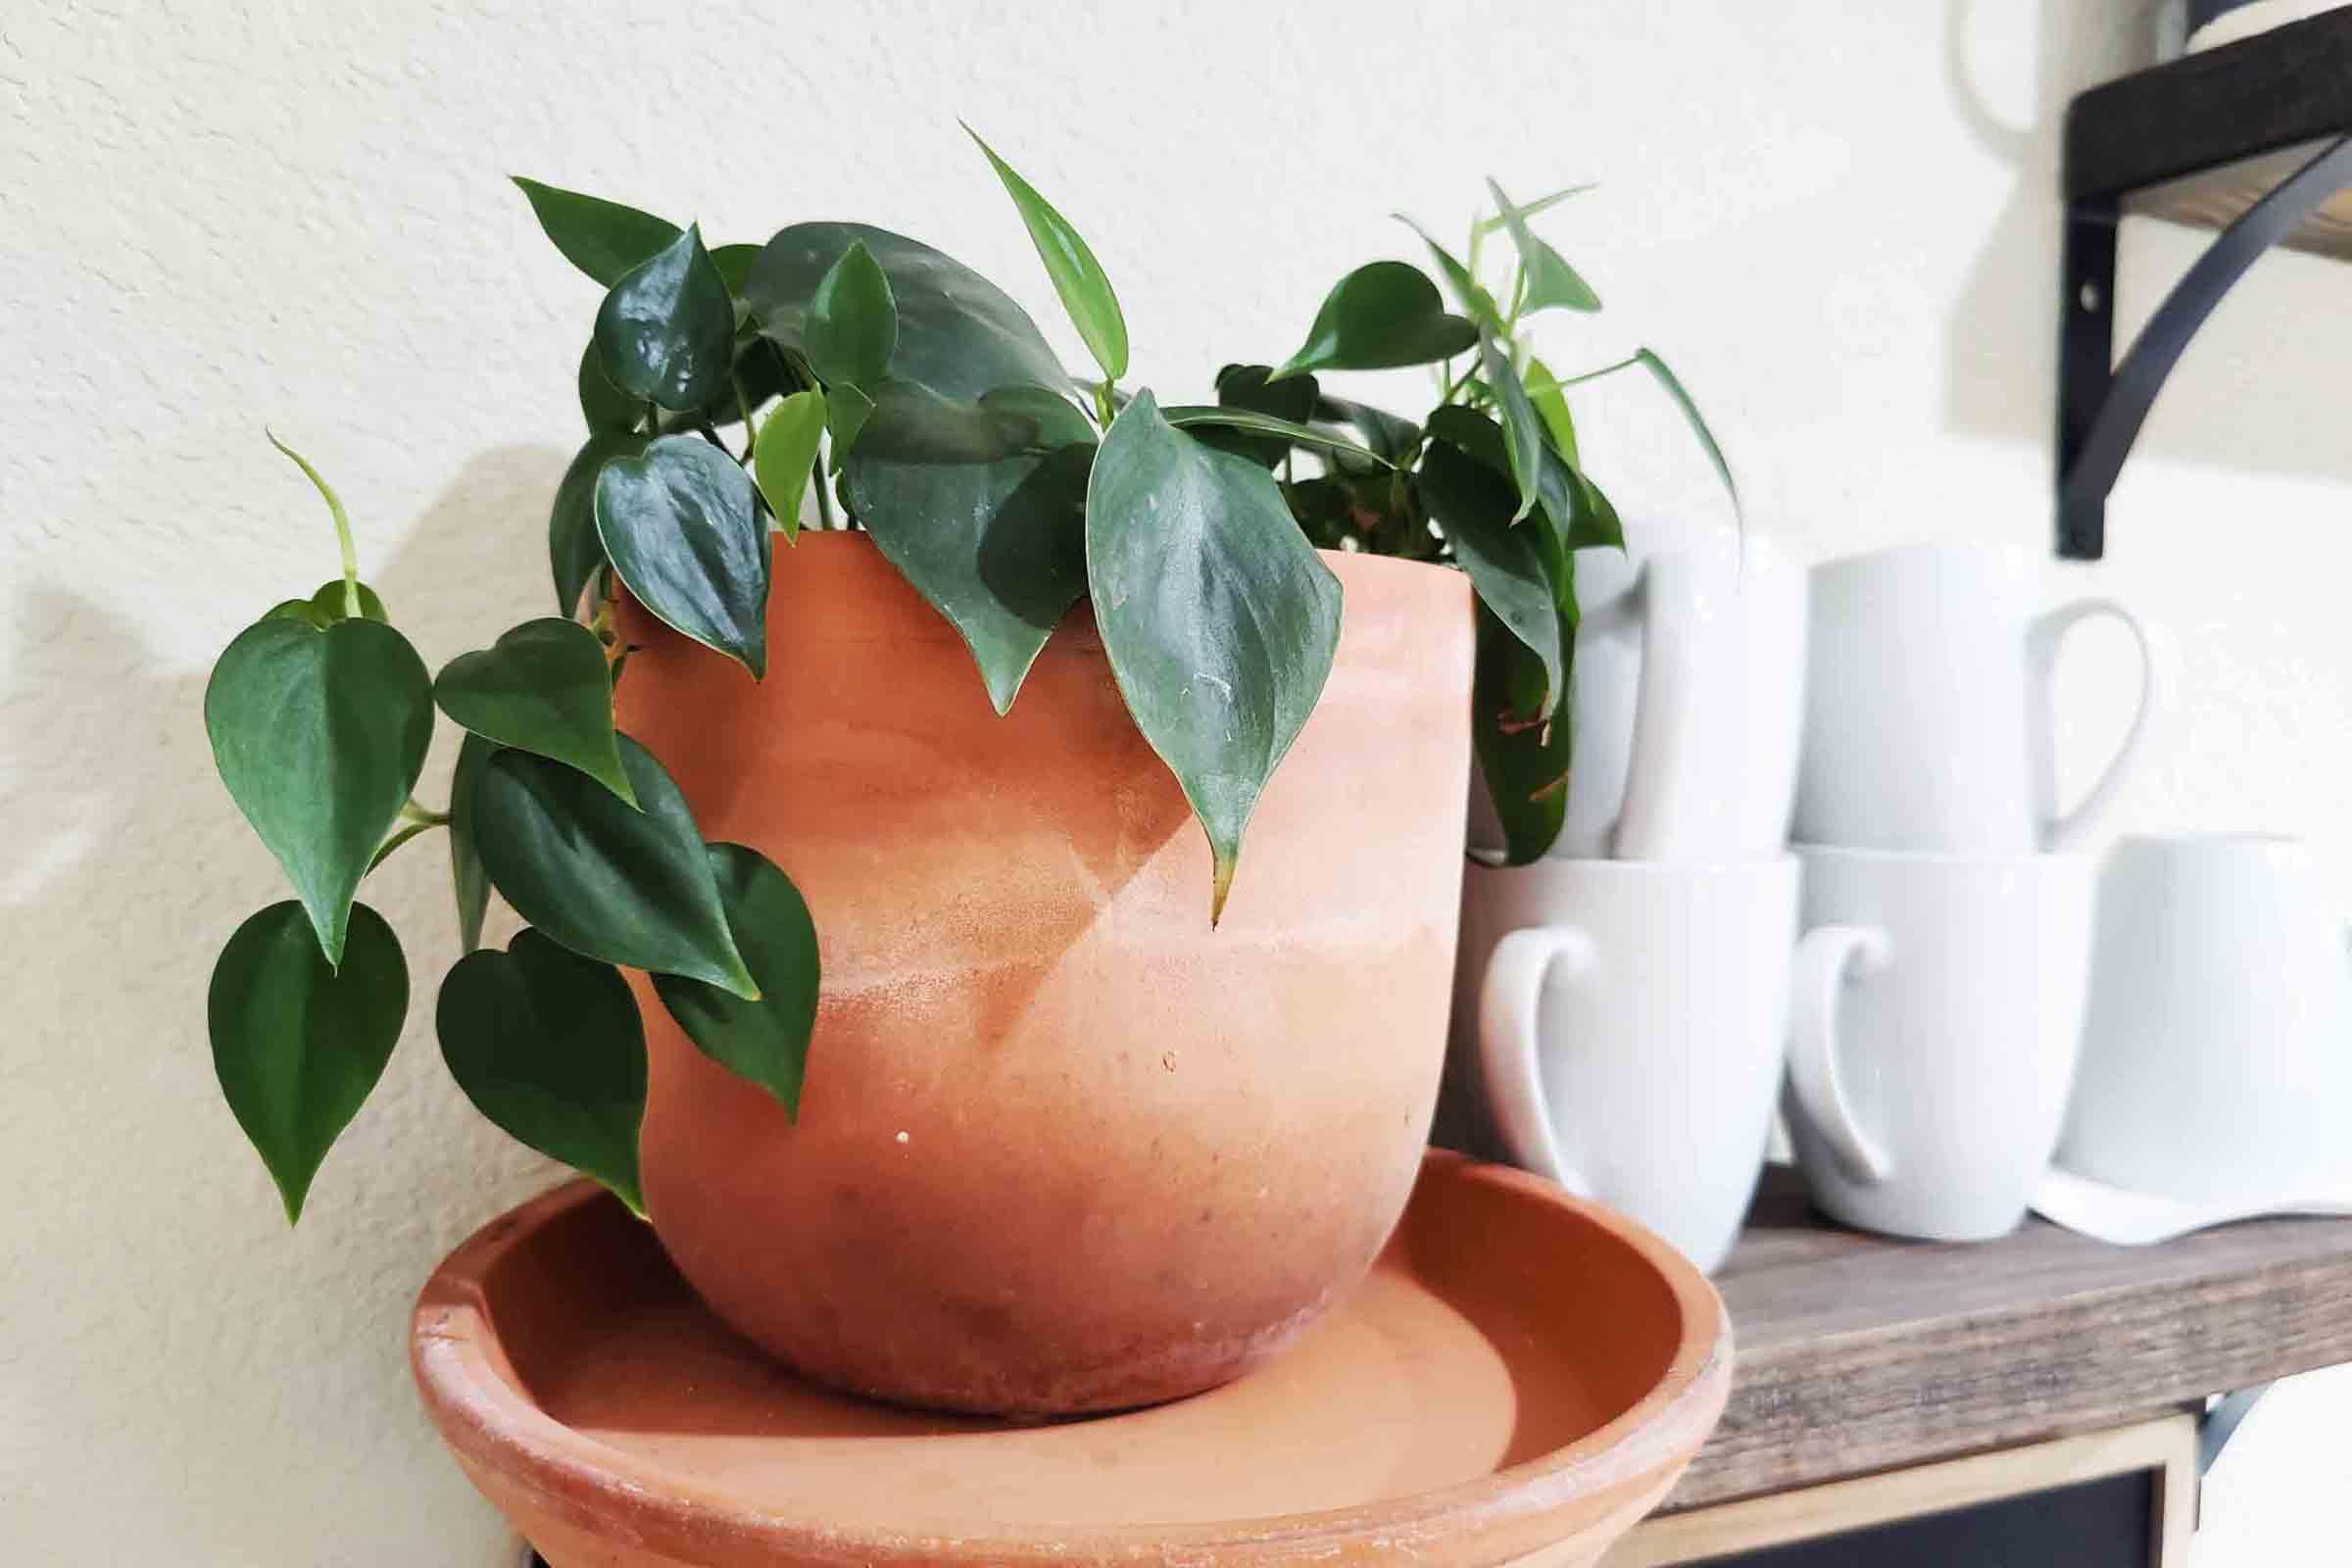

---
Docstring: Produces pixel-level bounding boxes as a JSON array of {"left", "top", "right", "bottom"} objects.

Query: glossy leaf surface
[
  {"left": 434, "top": 619, "right": 635, "bottom": 805},
  {"left": 549, "top": 431, "right": 643, "bottom": 616},
  {"left": 1273, "top": 261, "right": 1477, "bottom": 378},
  {"left": 967, "top": 125, "right": 1129, "bottom": 381},
  {"left": 209, "top": 901, "right": 407, "bottom": 1222},
  {"left": 594, "top": 435, "right": 769, "bottom": 678},
  {"left": 594, "top": 223, "right": 734, "bottom": 413},
  {"left": 652, "top": 843, "right": 819, "bottom": 1117}
]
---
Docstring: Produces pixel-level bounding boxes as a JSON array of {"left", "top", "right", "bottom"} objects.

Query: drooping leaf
[
  {"left": 1567, "top": 465, "right": 1626, "bottom": 551},
  {"left": 206, "top": 616, "right": 433, "bottom": 966},
  {"left": 434, "top": 619, "right": 635, "bottom": 806},
  {"left": 746, "top": 222, "right": 1069, "bottom": 403},
  {"left": 804, "top": 239, "right": 897, "bottom": 389},
  {"left": 437, "top": 929, "right": 648, "bottom": 1213},
  {"left": 578, "top": 341, "right": 643, "bottom": 433},
  {"left": 1160, "top": 406, "right": 1393, "bottom": 468},
  {"left": 1420, "top": 439, "right": 1562, "bottom": 720},
  {"left": 1637, "top": 348, "right": 1740, "bottom": 520},
  {"left": 752, "top": 388, "right": 827, "bottom": 539},
  {"left": 1523, "top": 357, "right": 1580, "bottom": 466},
  {"left": 1472, "top": 600, "right": 1575, "bottom": 867},
  {"left": 470, "top": 736, "right": 757, "bottom": 997},
  {"left": 1273, "top": 261, "right": 1478, "bottom": 379},
  {"left": 594, "top": 223, "right": 735, "bottom": 413},
  {"left": 1085, "top": 390, "right": 1342, "bottom": 922},
  {"left": 838, "top": 380, "right": 1095, "bottom": 713},
  {"left": 1487, "top": 178, "right": 1601, "bottom": 314},
  {"left": 1396, "top": 217, "right": 1504, "bottom": 332},
  {"left": 512, "top": 176, "right": 679, "bottom": 286},
  {"left": 1427, "top": 404, "right": 1580, "bottom": 568},
  {"left": 1481, "top": 334, "right": 1545, "bottom": 521},
  {"left": 594, "top": 434, "right": 769, "bottom": 678},
  {"left": 448, "top": 731, "right": 494, "bottom": 953},
  {"left": 966, "top": 124, "right": 1129, "bottom": 381},
  {"left": 209, "top": 901, "right": 408, "bottom": 1222},
  {"left": 549, "top": 431, "right": 644, "bottom": 616},
  {"left": 652, "top": 843, "right": 819, "bottom": 1116},
  {"left": 1313, "top": 395, "right": 1421, "bottom": 465}
]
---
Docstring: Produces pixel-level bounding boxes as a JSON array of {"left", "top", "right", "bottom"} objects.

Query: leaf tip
[{"left": 1208, "top": 851, "right": 1237, "bottom": 927}]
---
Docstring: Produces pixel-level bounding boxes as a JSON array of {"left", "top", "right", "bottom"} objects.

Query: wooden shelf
[{"left": 1659, "top": 1165, "right": 2352, "bottom": 1513}]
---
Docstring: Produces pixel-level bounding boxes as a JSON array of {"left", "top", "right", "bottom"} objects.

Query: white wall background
[{"left": 3, "top": 1, "right": 2347, "bottom": 1562}]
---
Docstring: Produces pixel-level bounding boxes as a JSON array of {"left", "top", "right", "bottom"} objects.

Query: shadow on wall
[
  {"left": 0, "top": 444, "right": 564, "bottom": 1563},
  {"left": 1939, "top": 0, "right": 2352, "bottom": 490}
]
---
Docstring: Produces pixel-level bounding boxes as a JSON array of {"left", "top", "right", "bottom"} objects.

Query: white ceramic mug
[
  {"left": 1786, "top": 845, "right": 2095, "bottom": 1242},
  {"left": 2060, "top": 834, "right": 2352, "bottom": 1205},
  {"left": 1796, "top": 542, "right": 2158, "bottom": 854},
  {"left": 1469, "top": 857, "right": 1798, "bottom": 1273}
]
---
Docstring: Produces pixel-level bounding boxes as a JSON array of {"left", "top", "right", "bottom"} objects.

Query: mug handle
[
  {"left": 1786, "top": 924, "right": 1895, "bottom": 1185},
  {"left": 2031, "top": 598, "right": 2160, "bottom": 853},
  {"left": 1476, "top": 927, "right": 1599, "bottom": 1198}
]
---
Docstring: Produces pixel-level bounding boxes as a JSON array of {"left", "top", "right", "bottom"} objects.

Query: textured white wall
[{"left": 4, "top": 1, "right": 2346, "bottom": 1562}]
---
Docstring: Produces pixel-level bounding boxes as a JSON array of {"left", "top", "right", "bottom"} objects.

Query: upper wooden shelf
[
  {"left": 2067, "top": 8, "right": 2352, "bottom": 261},
  {"left": 1660, "top": 1166, "right": 2352, "bottom": 1512}
]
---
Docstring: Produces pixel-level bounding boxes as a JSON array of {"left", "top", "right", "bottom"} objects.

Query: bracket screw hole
[{"left": 2079, "top": 280, "right": 2104, "bottom": 313}]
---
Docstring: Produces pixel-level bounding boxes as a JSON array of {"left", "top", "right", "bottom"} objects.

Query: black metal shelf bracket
[{"left": 2058, "top": 134, "right": 2352, "bottom": 560}]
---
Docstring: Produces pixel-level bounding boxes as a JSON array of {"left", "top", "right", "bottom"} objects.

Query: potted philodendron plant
[{"left": 202, "top": 136, "right": 1673, "bottom": 1418}]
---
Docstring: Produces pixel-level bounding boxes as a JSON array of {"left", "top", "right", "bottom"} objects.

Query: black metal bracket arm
[{"left": 2059, "top": 136, "right": 2352, "bottom": 560}]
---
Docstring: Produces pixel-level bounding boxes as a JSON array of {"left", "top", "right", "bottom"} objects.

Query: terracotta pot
[{"left": 613, "top": 534, "right": 1475, "bottom": 1414}]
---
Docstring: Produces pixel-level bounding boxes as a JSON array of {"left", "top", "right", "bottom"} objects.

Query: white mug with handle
[{"left": 1471, "top": 857, "right": 1798, "bottom": 1273}]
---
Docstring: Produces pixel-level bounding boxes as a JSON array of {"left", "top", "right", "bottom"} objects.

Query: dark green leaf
[
  {"left": 966, "top": 123, "right": 1129, "bottom": 381},
  {"left": 1313, "top": 395, "right": 1421, "bottom": 465},
  {"left": 652, "top": 843, "right": 818, "bottom": 1116},
  {"left": 1396, "top": 217, "right": 1503, "bottom": 332},
  {"left": 824, "top": 381, "right": 874, "bottom": 469},
  {"left": 209, "top": 901, "right": 408, "bottom": 1222},
  {"left": 709, "top": 242, "right": 760, "bottom": 299},
  {"left": 434, "top": 619, "right": 635, "bottom": 805},
  {"left": 1480, "top": 335, "right": 1545, "bottom": 521},
  {"left": 270, "top": 579, "right": 388, "bottom": 628},
  {"left": 1523, "top": 357, "right": 1580, "bottom": 466},
  {"left": 804, "top": 239, "right": 897, "bottom": 389},
  {"left": 550, "top": 431, "right": 643, "bottom": 615},
  {"left": 1273, "top": 261, "right": 1478, "bottom": 378},
  {"left": 1637, "top": 348, "right": 1740, "bottom": 519},
  {"left": 1567, "top": 466, "right": 1626, "bottom": 551},
  {"left": 206, "top": 616, "right": 433, "bottom": 965},
  {"left": 594, "top": 434, "right": 769, "bottom": 678},
  {"left": 746, "top": 222, "right": 1068, "bottom": 403},
  {"left": 838, "top": 380, "right": 1095, "bottom": 713},
  {"left": 1085, "top": 390, "right": 1341, "bottom": 921},
  {"left": 1420, "top": 439, "right": 1562, "bottom": 720},
  {"left": 1428, "top": 403, "right": 1580, "bottom": 567},
  {"left": 594, "top": 223, "right": 734, "bottom": 413},
  {"left": 578, "top": 341, "right": 642, "bottom": 433},
  {"left": 752, "top": 388, "right": 826, "bottom": 540},
  {"left": 471, "top": 736, "right": 756, "bottom": 997},
  {"left": 1472, "top": 600, "right": 1574, "bottom": 866},
  {"left": 1160, "top": 406, "right": 1393, "bottom": 467},
  {"left": 448, "top": 731, "right": 494, "bottom": 953},
  {"left": 437, "top": 930, "right": 647, "bottom": 1213},
  {"left": 1487, "top": 178, "right": 1601, "bottom": 313},
  {"left": 513, "top": 176, "right": 679, "bottom": 286},
  {"left": 1194, "top": 364, "right": 1318, "bottom": 467}
]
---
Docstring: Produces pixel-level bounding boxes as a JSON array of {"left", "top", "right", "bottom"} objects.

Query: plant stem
[
  {"left": 266, "top": 429, "right": 363, "bottom": 617},
  {"left": 1556, "top": 354, "right": 1641, "bottom": 389},
  {"left": 811, "top": 457, "right": 836, "bottom": 530},
  {"left": 397, "top": 797, "right": 449, "bottom": 827},
  {"left": 1093, "top": 380, "right": 1116, "bottom": 430},
  {"left": 732, "top": 372, "right": 759, "bottom": 465}
]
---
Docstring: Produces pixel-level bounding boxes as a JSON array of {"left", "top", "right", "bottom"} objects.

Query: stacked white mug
[
  {"left": 1453, "top": 521, "right": 1808, "bottom": 1273},
  {"left": 1783, "top": 542, "right": 2159, "bottom": 1241}
]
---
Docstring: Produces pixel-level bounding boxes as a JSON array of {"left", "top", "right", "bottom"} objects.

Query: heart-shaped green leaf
[
  {"left": 1487, "top": 178, "right": 1601, "bottom": 314},
  {"left": 1396, "top": 217, "right": 1504, "bottom": 333},
  {"left": 652, "top": 843, "right": 819, "bottom": 1117},
  {"left": 967, "top": 124, "right": 1129, "bottom": 382},
  {"left": 747, "top": 222, "right": 1069, "bottom": 403},
  {"left": 1472, "top": 598, "right": 1575, "bottom": 867},
  {"left": 594, "top": 434, "right": 769, "bottom": 678},
  {"left": 209, "top": 901, "right": 408, "bottom": 1222},
  {"left": 434, "top": 619, "right": 635, "bottom": 806},
  {"left": 1637, "top": 347, "right": 1740, "bottom": 520},
  {"left": 448, "top": 731, "right": 494, "bottom": 953},
  {"left": 550, "top": 431, "right": 645, "bottom": 615},
  {"left": 1481, "top": 335, "right": 1546, "bottom": 522},
  {"left": 1420, "top": 439, "right": 1562, "bottom": 721},
  {"left": 824, "top": 381, "right": 875, "bottom": 470},
  {"left": 206, "top": 616, "right": 433, "bottom": 966},
  {"left": 513, "top": 176, "right": 679, "bottom": 286},
  {"left": 752, "top": 388, "right": 827, "bottom": 540},
  {"left": 804, "top": 239, "right": 896, "bottom": 390},
  {"left": 838, "top": 380, "right": 1095, "bottom": 713},
  {"left": 437, "top": 929, "right": 648, "bottom": 1213},
  {"left": 595, "top": 223, "right": 734, "bottom": 414},
  {"left": 1086, "top": 390, "right": 1341, "bottom": 922},
  {"left": 471, "top": 735, "right": 756, "bottom": 997},
  {"left": 1273, "top": 262, "right": 1479, "bottom": 379},
  {"left": 578, "top": 341, "right": 643, "bottom": 433}
]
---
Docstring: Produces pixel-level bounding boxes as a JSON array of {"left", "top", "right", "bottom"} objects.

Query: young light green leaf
[
  {"left": 1523, "top": 357, "right": 1580, "bottom": 466},
  {"left": 1395, "top": 216, "right": 1504, "bottom": 332},
  {"left": 1159, "top": 406, "right": 1394, "bottom": 467},
  {"left": 1481, "top": 335, "right": 1546, "bottom": 522},
  {"left": 752, "top": 388, "right": 827, "bottom": 540},
  {"left": 1420, "top": 439, "right": 1562, "bottom": 721},
  {"left": 470, "top": 735, "right": 757, "bottom": 998},
  {"left": 210, "top": 901, "right": 408, "bottom": 1222},
  {"left": 512, "top": 176, "right": 679, "bottom": 286},
  {"left": 1472, "top": 180, "right": 1597, "bottom": 236},
  {"left": 1085, "top": 390, "right": 1341, "bottom": 922},
  {"left": 448, "top": 731, "right": 494, "bottom": 953},
  {"left": 824, "top": 381, "right": 875, "bottom": 470},
  {"left": 434, "top": 619, "right": 636, "bottom": 806},
  {"left": 1272, "top": 262, "right": 1478, "bottom": 379},
  {"left": 437, "top": 930, "right": 648, "bottom": 1214},
  {"left": 652, "top": 843, "right": 819, "bottom": 1117},
  {"left": 1637, "top": 347, "right": 1740, "bottom": 520},
  {"left": 550, "top": 431, "right": 643, "bottom": 615},
  {"left": 594, "top": 223, "right": 734, "bottom": 413},
  {"left": 1472, "top": 601, "right": 1576, "bottom": 866},
  {"left": 1487, "top": 178, "right": 1601, "bottom": 314},
  {"left": 206, "top": 616, "right": 433, "bottom": 966},
  {"left": 804, "top": 240, "right": 897, "bottom": 389},
  {"left": 966, "top": 124, "right": 1129, "bottom": 381},
  {"left": 594, "top": 434, "right": 769, "bottom": 678}
]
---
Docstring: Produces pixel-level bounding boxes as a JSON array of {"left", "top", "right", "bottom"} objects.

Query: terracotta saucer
[{"left": 413, "top": 1151, "right": 1731, "bottom": 1568}]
